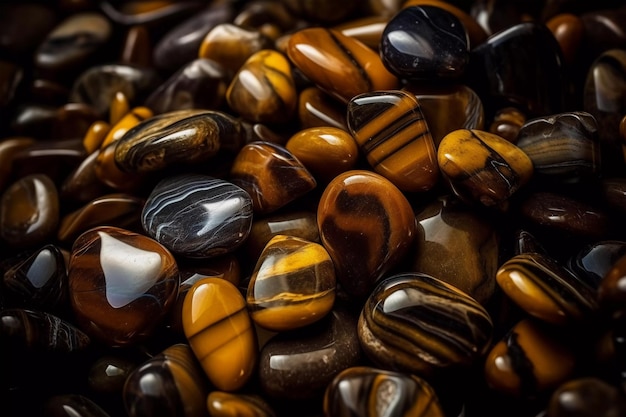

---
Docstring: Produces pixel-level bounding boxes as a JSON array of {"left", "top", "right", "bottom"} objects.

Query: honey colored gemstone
[
  {"left": 82, "top": 120, "right": 111, "bottom": 154},
  {"left": 484, "top": 319, "right": 577, "bottom": 398},
  {"left": 347, "top": 90, "right": 439, "bottom": 192},
  {"left": 230, "top": 141, "right": 316, "bottom": 214},
  {"left": 297, "top": 87, "right": 347, "bottom": 130},
  {"left": 207, "top": 391, "right": 276, "bottom": 417},
  {"left": 286, "top": 27, "right": 398, "bottom": 104},
  {"left": 285, "top": 127, "right": 358, "bottom": 183},
  {"left": 317, "top": 170, "right": 416, "bottom": 300},
  {"left": 334, "top": 16, "right": 388, "bottom": 50},
  {"left": 247, "top": 235, "right": 336, "bottom": 332},
  {"left": 0, "top": 137, "right": 36, "bottom": 192},
  {"left": 548, "top": 378, "right": 626, "bottom": 417},
  {"left": 226, "top": 50, "right": 296, "bottom": 124},
  {"left": 109, "top": 91, "right": 130, "bottom": 125},
  {"left": 101, "top": 106, "right": 153, "bottom": 149},
  {"left": 437, "top": 129, "right": 533, "bottom": 207},
  {"left": 182, "top": 277, "right": 257, "bottom": 391},
  {"left": 95, "top": 142, "right": 145, "bottom": 192},
  {"left": 488, "top": 107, "right": 526, "bottom": 143}
]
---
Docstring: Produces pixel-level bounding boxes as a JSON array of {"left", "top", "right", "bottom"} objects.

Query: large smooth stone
[
  {"left": 286, "top": 27, "right": 398, "bottom": 104},
  {"left": 182, "top": 278, "right": 257, "bottom": 391},
  {"left": 380, "top": 5, "right": 469, "bottom": 80},
  {"left": 142, "top": 174, "right": 253, "bottom": 259},
  {"left": 317, "top": 170, "right": 416, "bottom": 300},
  {"left": 68, "top": 226, "right": 179, "bottom": 346},
  {"left": 258, "top": 306, "right": 361, "bottom": 400},
  {"left": 358, "top": 273, "right": 493, "bottom": 377},
  {"left": 347, "top": 90, "right": 439, "bottom": 192}
]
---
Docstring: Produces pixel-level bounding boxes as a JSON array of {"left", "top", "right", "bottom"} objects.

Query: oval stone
[
  {"left": 43, "top": 394, "right": 111, "bottom": 417},
  {"left": 142, "top": 174, "right": 253, "bottom": 259},
  {"left": 317, "top": 170, "right": 416, "bottom": 300},
  {"left": 207, "top": 391, "right": 276, "bottom": 417},
  {"left": 297, "top": 86, "right": 347, "bottom": 130},
  {"left": 547, "top": 377, "right": 626, "bottom": 417}
]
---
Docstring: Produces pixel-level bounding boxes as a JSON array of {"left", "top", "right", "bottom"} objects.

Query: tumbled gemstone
[
  {"left": 43, "top": 394, "right": 111, "bottom": 417},
  {"left": 602, "top": 177, "right": 626, "bottom": 216},
  {"left": 247, "top": 235, "right": 335, "bottom": 332},
  {"left": 0, "top": 137, "right": 35, "bottom": 192},
  {"left": 568, "top": 241, "right": 626, "bottom": 289},
  {"left": 226, "top": 49, "right": 297, "bottom": 124},
  {"left": 516, "top": 112, "right": 600, "bottom": 183},
  {"left": 484, "top": 318, "right": 577, "bottom": 398},
  {"left": 229, "top": 141, "right": 316, "bottom": 214},
  {"left": 317, "top": 170, "right": 416, "bottom": 300},
  {"left": 99, "top": 1, "right": 203, "bottom": 27},
  {"left": 437, "top": 129, "right": 533, "bottom": 208},
  {"left": 496, "top": 252, "right": 598, "bottom": 326},
  {"left": 82, "top": 120, "right": 111, "bottom": 154},
  {"left": 10, "top": 139, "right": 86, "bottom": 184},
  {"left": 380, "top": 6, "right": 469, "bottom": 80},
  {"left": 358, "top": 273, "right": 493, "bottom": 377},
  {"left": 100, "top": 106, "right": 153, "bottom": 150},
  {"left": 94, "top": 142, "right": 146, "bottom": 192},
  {"left": 207, "top": 391, "right": 276, "bottom": 417},
  {"left": 488, "top": 107, "right": 526, "bottom": 143},
  {"left": 347, "top": 90, "right": 439, "bottom": 192},
  {"left": 109, "top": 91, "right": 130, "bottom": 125},
  {"left": 68, "top": 226, "right": 179, "bottom": 346},
  {"left": 286, "top": 27, "right": 398, "bottom": 104},
  {"left": 297, "top": 86, "right": 347, "bottom": 130},
  {"left": 182, "top": 278, "right": 256, "bottom": 391},
  {"left": 547, "top": 377, "right": 626, "bottom": 417},
  {"left": 0, "top": 174, "right": 59, "bottom": 249},
  {"left": 123, "top": 344, "right": 208, "bottom": 417},
  {"left": 323, "top": 366, "right": 445, "bottom": 417},
  {"left": 119, "top": 25, "right": 151, "bottom": 68},
  {"left": 546, "top": 13, "right": 585, "bottom": 65},
  {"left": 142, "top": 174, "right": 253, "bottom": 259},
  {"left": 335, "top": 15, "right": 388, "bottom": 50}
]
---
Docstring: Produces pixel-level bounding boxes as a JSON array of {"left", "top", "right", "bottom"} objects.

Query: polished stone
[
  {"left": 119, "top": 25, "right": 152, "bottom": 68},
  {"left": 488, "top": 107, "right": 526, "bottom": 143},
  {"left": 380, "top": 6, "right": 469, "bottom": 80},
  {"left": 101, "top": 107, "right": 153, "bottom": 150},
  {"left": 43, "top": 394, "right": 111, "bottom": 417},
  {"left": 82, "top": 120, "right": 111, "bottom": 154},
  {"left": 547, "top": 377, "right": 626, "bottom": 417},
  {"left": 11, "top": 102, "right": 99, "bottom": 140},
  {"left": 568, "top": 241, "right": 626, "bottom": 290},
  {"left": 602, "top": 177, "right": 626, "bottom": 215},
  {"left": 142, "top": 174, "right": 253, "bottom": 258},
  {"left": 88, "top": 355, "right": 138, "bottom": 395},
  {"left": 317, "top": 170, "right": 416, "bottom": 300},
  {"left": 94, "top": 142, "right": 146, "bottom": 192},
  {"left": 297, "top": 86, "right": 348, "bottom": 130},
  {"left": 598, "top": 253, "right": 626, "bottom": 312},
  {"left": 68, "top": 226, "right": 179, "bottom": 346},
  {"left": 347, "top": 90, "right": 439, "bottom": 192},
  {"left": 335, "top": 16, "right": 388, "bottom": 50},
  {"left": 207, "top": 391, "right": 277, "bottom": 417},
  {"left": 99, "top": 1, "right": 203, "bottom": 27},
  {"left": 0, "top": 137, "right": 36, "bottom": 192},
  {"left": 358, "top": 272, "right": 493, "bottom": 377},
  {"left": 546, "top": 13, "right": 585, "bottom": 65}
]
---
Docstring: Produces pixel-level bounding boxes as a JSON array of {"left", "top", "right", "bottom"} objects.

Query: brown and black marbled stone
[{"left": 297, "top": 86, "right": 347, "bottom": 130}]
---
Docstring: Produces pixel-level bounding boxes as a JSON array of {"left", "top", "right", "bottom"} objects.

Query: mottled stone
[
  {"left": 43, "top": 394, "right": 111, "bottom": 417},
  {"left": 207, "top": 391, "right": 276, "bottom": 417},
  {"left": 142, "top": 174, "right": 253, "bottom": 258},
  {"left": 318, "top": 170, "right": 415, "bottom": 300}
]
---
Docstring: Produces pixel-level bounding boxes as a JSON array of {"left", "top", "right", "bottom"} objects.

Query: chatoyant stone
[
  {"left": 68, "top": 226, "right": 179, "bottom": 346},
  {"left": 380, "top": 6, "right": 469, "bottom": 80},
  {"left": 437, "top": 129, "right": 533, "bottom": 207},
  {"left": 317, "top": 170, "right": 416, "bottom": 299},
  {"left": 547, "top": 377, "right": 626, "bottom": 417},
  {"left": 226, "top": 49, "right": 296, "bottom": 124},
  {"left": 258, "top": 306, "right": 361, "bottom": 400},
  {"left": 286, "top": 27, "right": 398, "bottom": 104},
  {"left": 229, "top": 141, "right": 316, "bottom": 214},
  {"left": 335, "top": 15, "right": 388, "bottom": 50},
  {"left": 323, "top": 366, "right": 445, "bottom": 417},
  {"left": 142, "top": 174, "right": 252, "bottom": 259},
  {"left": 297, "top": 86, "right": 347, "bottom": 130},
  {"left": 567, "top": 240, "right": 626, "bottom": 289},
  {"left": 95, "top": 141, "right": 145, "bottom": 192},
  {"left": 496, "top": 252, "right": 599, "bottom": 326},
  {"left": 0, "top": 174, "right": 59, "bottom": 249},
  {"left": 182, "top": 278, "right": 257, "bottom": 391},
  {"left": 516, "top": 112, "right": 600, "bottom": 183},
  {"left": 207, "top": 391, "right": 276, "bottom": 417},
  {"left": 347, "top": 90, "right": 438, "bottom": 192},
  {"left": 43, "top": 394, "right": 111, "bottom": 417},
  {"left": 247, "top": 235, "right": 336, "bottom": 332},
  {"left": 484, "top": 318, "right": 577, "bottom": 398},
  {"left": 358, "top": 273, "right": 493, "bottom": 377},
  {"left": 123, "top": 344, "right": 208, "bottom": 417}
]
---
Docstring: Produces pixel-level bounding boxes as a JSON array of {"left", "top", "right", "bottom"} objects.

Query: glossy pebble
[
  {"left": 567, "top": 240, "right": 626, "bottom": 289},
  {"left": 142, "top": 174, "right": 253, "bottom": 259},
  {"left": 182, "top": 277, "right": 257, "bottom": 391},
  {"left": 317, "top": 170, "right": 416, "bottom": 299},
  {"left": 547, "top": 377, "right": 626, "bottom": 417},
  {"left": 43, "top": 394, "right": 111, "bottom": 417},
  {"left": 347, "top": 90, "right": 439, "bottom": 192},
  {"left": 297, "top": 86, "right": 347, "bottom": 130},
  {"left": 207, "top": 391, "right": 276, "bottom": 417}
]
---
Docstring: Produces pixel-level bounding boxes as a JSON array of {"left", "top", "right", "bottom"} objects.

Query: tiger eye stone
[
  {"left": 123, "top": 344, "right": 208, "bottom": 417},
  {"left": 10, "top": 139, "right": 86, "bottom": 184},
  {"left": 247, "top": 235, "right": 336, "bottom": 332},
  {"left": 547, "top": 377, "right": 626, "bottom": 417},
  {"left": 229, "top": 141, "right": 316, "bottom": 214},
  {"left": 286, "top": 28, "right": 398, "bottom": 104},
  {"left": 546, "top": 13, "right": 585, "bottom": 65},
  {"left": 109, "top": 91, "right": 130, "bottom": 125},
  {"left": 83, "top": 120, "right": 111, "bottom": 154},
  {"left": 68, "top": 226, "right": 179, "bottom": 346},
  {"left": 317, "top": 170, "right": 416, "bottom": 300},
  {"left": 182, "top": 277, "right": 256, "bottom": 391},
  {"left": 437, "top": 129, "right": 533, "bottom": 208},
  {"left": 285, "top": 127, "right": 358, "bottom": 183},
  {"left": 335, "top": 16, "right": 388, "bottom": 50},
  {"left": 101, "top": 106, "right": 153, "bottom": 149},
  {"left": 358, "top": 272, "right": 493, "bottom": 377},
  {"left": 488, "top": 107, "right": 526, "bottom": 143},
  {"left": 484, "top": 318, "right": 577, "bottom": 398},
  {"left": 226, "top": 50, "right": 297, "bottom": 124},
  {"left": 347, "top": 90, "right": 438, "bottom": 192},
  {"left": 95, "top": 142, "right": 145, "bottom": 192},
  {"left": 0, "top": 174, "right": 59, "bottom": 249},
  {"left": 496, "top": 252, "right": 599, "bottom": 326},
  {"left": 297, "top": 87, "right": 347, "bottom": 130},
  {"left": 141, "top": 174, "right": 253, "bottom": 259},
  {"left": 207, "top": 391, "right": 276, "bottom": 417},
  {"left": 323, "top": 366, "right": 445, "bottom": 417}
]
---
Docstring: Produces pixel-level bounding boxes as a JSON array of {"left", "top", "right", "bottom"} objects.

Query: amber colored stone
[
  {"left": 68, "top": 226, "right": 179, "bottom": 346},
  {"left": 489, "top": 107, "right": 526, "bottom": 143},
  {"left": 286, "top": 28, "right": 398, "bottom": 104},
  {"left": 334, "top": 16, "right": 388, "bottom": 50},
  {"left": 347, "top": 90, "right": 439, "bottom": 192},
  {"left": 437, "top": 129, "right": 533, "bottom": 208},
  {"left": 120, "top": 25, "right": 152, "bottom": 67},
  {"left": 230, "top": 141, "right": 316, "bottom": 214},
  {"left": 484, "top": 319, "right": 577, "bottom": 398},
  {"left": 285, "top": 127, "right": 358, "bottom": 183},
  {"left": 317, "top": 170, "right": 416, "bottom": 299},
  {"left": 109, "top": 91, "right": 130, "bottom": 125},
  {"left": 0, "top": 174, "right": 59, "bottom": 249},
  {"left": 297, "top": 87, "right": 347, "bottom": 130},
  {"left": 82, "top": 120, "right": 111, "bottom": 154},
  {"left": 547, "top": 377, "right": 626, "bottom": 417},
  {"left": 95, "top": 142, "right": 145, "bottom": 192},
  {"left": 207, "top": 391, "right": 276, "bottom": 417},
  {"left": 102, "top": 107, "right": 153, "bottom": 150},
  {"left": 323, "top": 366, "right": 445, "bottom": 417},
  {"left": 247, "top": 235, "right": 335, "bottom": 332},
  {"left": 546, "top": 13, "right": 584, "bottom": 65},
  {"left": 0, "top": 137, "right": 35, "bottom": 191},
  {"left": 226, "top": 50, "right": 297, "bottom": 124},
  {"left": 182, "top": 277, "right": 257, "bottom": 391}
]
